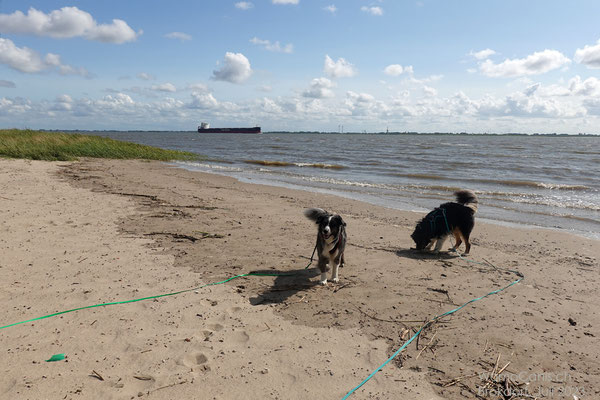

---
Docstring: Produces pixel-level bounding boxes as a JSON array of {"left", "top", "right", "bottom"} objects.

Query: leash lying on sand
[
  {"left": 0, "top": 247, "right": 318, "bottom": 331},
  {"left": 341, "top": 260, "right": 523, "bottom": 399},
  {"left": 342, "top": 212, "right": 524, "bottom": 399},
  {"left": 1, "top": 241, "right": 522, "bottom": 400}
]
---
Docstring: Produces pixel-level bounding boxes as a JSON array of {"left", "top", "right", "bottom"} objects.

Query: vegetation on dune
[{"left": 0, "top": 129, "right": 199, "bottom": 161}]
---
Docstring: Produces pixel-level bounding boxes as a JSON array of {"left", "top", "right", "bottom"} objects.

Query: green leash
[
  {"left": 0, "top": 271, "right": 303, "bottom": 331},
  {"left": 1, "top": 243, "right": 321, "bottom": 332}
]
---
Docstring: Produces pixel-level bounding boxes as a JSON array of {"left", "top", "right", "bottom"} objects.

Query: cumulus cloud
[
  {"left": 137, "top": 72, "right": 155, "bottom": 81},
  {"left": 235, "top": 2, "right": 254, "bottom": 10},
  {"left": 324, "top": 55, "right": 357, "bottom": 78},
  {"left": 212, "top": 52, "right": 252, "bottom": 83},
  {"left": 0, "top": 7, "right": 141, "bottom": 44},
  {"left": 0, "top": 38, "right": 90, "bottom": 76},
  {"left": 188, "top": 92, "right": 219, "bottom": 109},
  {"left": 0, "top": 80, "right": 16, "bottom": 88},
  {"left": 151, "top": 83, "right": 177, "bottom": 92},
  {"left": 250, "top": 37, "right": 293, "bottom": 53},
  {"left": 324, "top": 5, "right": 337, "bottom": 13},
  {"left": 165, "top": 32, "right": 191, "bottom": 41},
  {"left": 469, "top": 48, "right": 496, "bottom": 60},
  {"left": 479, "top": 49, "right": 571, "bottom": 77},
  {"left": 302, "top": 77, "right": 335, "bottom": 98},
  {"left": 568, "top": 75, "right": 600, "bottom": 96},
  {"left": 574, "top": 39, "right": 600, "bottom": 69},
  {"left": 187, "top": 83, "right": 209, "bottom": 92},
  {"left": 361, "top": 6, "right": 383, "bottom": 16},
  {"left": 384, "top": 64, "right": 413, "bottom": 76},
  {"left": 272, "top": 0, "right": 299, "bottom": 4}
]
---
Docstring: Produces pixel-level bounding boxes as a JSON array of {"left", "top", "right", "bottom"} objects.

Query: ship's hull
[{"left": 198, "top": 127, "right": 261, "bottom": 134}]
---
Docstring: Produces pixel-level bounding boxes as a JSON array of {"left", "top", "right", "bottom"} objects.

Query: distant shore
[
  {"left": 1, "top": 158, "right": 598, "bottom": 399},
  {"left": 35, "top": 128, "right": 600, "bottom": 136}
]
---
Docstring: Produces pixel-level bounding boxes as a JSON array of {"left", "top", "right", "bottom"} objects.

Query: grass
[{"left": 0, "top": 129, "right": 199, "bottom": 161}]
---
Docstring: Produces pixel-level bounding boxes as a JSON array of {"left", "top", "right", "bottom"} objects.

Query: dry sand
[{"left": 1, "top": 158, "right": 598, "bottom": 399}]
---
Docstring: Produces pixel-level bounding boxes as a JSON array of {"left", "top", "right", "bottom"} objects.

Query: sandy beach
[{"left": 1, "top": 158, "right": 598, "bottom": 399}]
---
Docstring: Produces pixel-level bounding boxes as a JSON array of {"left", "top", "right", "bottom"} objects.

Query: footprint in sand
[
  {"left": 207, "top": 323, "right": 224, "bottom": 331},
  {"left": 228, "top": 306, "right": 242, "bottom": 314},
  {"left": 232, "top": 330, "right": 250, "bottom": 343},
  {"left": 182, "top": 352, "right": 209, "bottom": 368}
]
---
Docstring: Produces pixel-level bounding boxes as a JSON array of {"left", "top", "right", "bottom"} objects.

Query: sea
[{"left": 88, "top": 131, "right": 600, "bottom": 240}]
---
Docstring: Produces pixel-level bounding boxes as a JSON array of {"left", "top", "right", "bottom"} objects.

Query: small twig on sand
[
  {"left": 440, "top": 373, "right": 479, "bottom": 387},
  {"left": 148, "top": 380, "right": 188, "bottom": 395},
  {"left": 351, "top": 303, "right": 410, "bottom": 328},
  {"left": 415, "top": 331, "right": 438, "bottom": 360},
  {"left": 90, "top": 370, "right": 104, "bottom": 381}
]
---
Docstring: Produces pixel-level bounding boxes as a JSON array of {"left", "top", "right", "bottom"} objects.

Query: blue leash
[
  {"left": 341, "top": 274, "right": 522, "bottom": 399},
  {"left": 342, "top": 210, "right": 523, "bottom": 399}
]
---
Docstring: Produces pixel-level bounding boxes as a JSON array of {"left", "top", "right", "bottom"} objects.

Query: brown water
[{"left": 88, "top": 131, "right": 600, "bottom": 239}]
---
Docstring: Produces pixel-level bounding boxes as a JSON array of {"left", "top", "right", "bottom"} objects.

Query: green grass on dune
[{"left": 0, "top": 129, "right": 199, "bottom": 161}]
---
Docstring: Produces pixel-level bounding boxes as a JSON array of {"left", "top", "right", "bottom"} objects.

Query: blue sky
[{"left": 1, "top": 0, "right": 600, "bottom": 133}]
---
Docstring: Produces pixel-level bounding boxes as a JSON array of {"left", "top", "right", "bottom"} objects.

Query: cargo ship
[{"left": 197, "top": 122, "right": 261, "bottom": 134}]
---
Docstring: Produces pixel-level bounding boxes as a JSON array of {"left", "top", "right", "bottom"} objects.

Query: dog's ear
[
  {"left": 340, "top": 217, "right": 346, "bottom": 227},
  {"left": 304, "top": 208, "right": 328, "bottom": 223}
]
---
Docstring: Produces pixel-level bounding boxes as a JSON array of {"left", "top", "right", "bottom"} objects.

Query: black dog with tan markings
[{"left": 411, "top": 190, "right": 478, "bottom": 254}]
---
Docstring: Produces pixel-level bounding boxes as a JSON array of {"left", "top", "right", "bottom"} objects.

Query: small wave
[
  {"left": 398, "top": 172, "right": 593, "bottom": 191},
  {"left": 499, "top": 196, "right": 600, "bottom": 211},
  {"left": 493, "top": 180, "right": 591, "bottom": 191},
  {"left": 389, "top": 172, "right": 447, "bottom": 180},
  {"left": 245, "top": 159, "right": 346, "bottom": 169},
  {"left": 176, "top": 161, "right": 243, "bottom": 172}
]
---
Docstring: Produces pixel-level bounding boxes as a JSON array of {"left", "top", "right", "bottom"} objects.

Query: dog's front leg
[
  {"left": 317, "top": 259, "right": 329, "bottom": 285},
  {"left": 331, "top": 259, "right": 340, "bottom": 283}
]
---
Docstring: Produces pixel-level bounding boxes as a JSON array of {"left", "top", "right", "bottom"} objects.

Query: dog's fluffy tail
[
  {"left": 304, "top": 208, "right": 328, "bottom": 222},
  {"left": 455, "top": 190, "right": 478, "bottom": 213}
]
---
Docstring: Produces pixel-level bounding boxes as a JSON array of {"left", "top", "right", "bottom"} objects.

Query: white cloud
[
  {"left": 361, "top": 6, "right": 383, "bottom": 16},
  {"left": 137, "top": 72, "right": 155, "bottom": 81},
  {"left": 0, "top": 38, "right": 90, "bottom": 76},
  {"left": 568, "top": 75, "right": 600, "bottom": 96},
  {"left": 151, "top": 83, "right": 177, "bottom": 92},
  {"left": 574, "top": 39, "right": 600, "bottom": 69},
  {"left": 344, "top": 91, "right": 384, "bottom": 116},
  {"left": 384, "top": 64, "right": 413, "bottom": 76},
  {"left": 272, "top": 0, "right": 299, "bottom": 4},
  {"left": 250, "top": 37, "right": 293, "bottom": 53},
  {"left": 165, "top": 32, "right": 191, "bottom": 41},
  {"left": 302, "top": 77, "right": 335, "bottom": 98},
  {"left": 0, "top": 7, "right": 141, "bottom": 44},
  {"left": 324, "top": 5, "right": 337, "bottom": 13},
  {"left": 189, "top": 92, "right": 219, "bottom": 109},
  {"left": 423, "top": 86, "right": 438, "bottom": 97},
  {"left": 479, "top": 49, "right": 571, "bottom": 77},
  {"left": 187, "top": 83, "right": 209, "bottom": 92},
  {"left": 324, "top": 55, "right": 357, "bottom": 78},
  {"left": 235, "top": 2, "right": 254, "bottom": 10},
  {"left": 469, "top": 48, "right": 496, "bottom": 60},
  {"left": 212, "top": 52, "right": 253, "bottom": 83}
]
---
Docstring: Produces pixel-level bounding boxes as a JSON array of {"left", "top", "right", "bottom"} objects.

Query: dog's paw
[
  {"left": 319, "top": 279, "right": 328, "bottom": 285},
  {"left": 332, "top": 277, "right": 339, "bottom": 283}
]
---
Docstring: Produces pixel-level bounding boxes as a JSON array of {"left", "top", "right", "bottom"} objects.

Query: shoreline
[
  {"left": 172, "top": 161, "right": 600, "bottom": 242},
  {"left": 1, "top": 158, "right": 598, "bottom": 399}
]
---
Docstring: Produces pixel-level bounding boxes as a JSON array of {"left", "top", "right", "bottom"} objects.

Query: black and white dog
[
  {"left": 304, "top": 208, "right": 347, "bottom": 285},
  {"left": 411, "top": 190, "right": 478, "bottom": 254}
]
